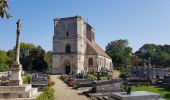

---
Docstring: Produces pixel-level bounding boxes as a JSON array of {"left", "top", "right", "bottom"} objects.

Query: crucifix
[
  {"left": 15, "top": 19, "right": 21, "bottom": 64},
  {"left": 10, "top": 19, "right": 23, "bottom": 86}
]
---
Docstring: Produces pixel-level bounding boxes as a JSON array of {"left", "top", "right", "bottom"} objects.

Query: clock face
[{"left": 56, "top": 23, "right": 65, "bottom": 33}]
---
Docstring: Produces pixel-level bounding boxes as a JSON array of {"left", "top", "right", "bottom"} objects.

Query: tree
[
  {"left": 10, "top": 42, "right": 48, "bottom": 72},
  {"left": 0, "top": 50, "right": 12, "bottom": 72},
  {"left": 44, "top": 51, "right": 52, "bottom": 71},
  {"left": 131, "top": 54, "right": 142, "bottom": 66},
  {"left": 29, "top": 46, "right": 48, "bottom": 72},
  {"left": 136, "top": 44, "right": 170, "bottom": 67},
  {"left": 105, "top": 39, "right": 132, "bottom": 70},
  {"left": 0, "top": 0, "right": 11, "bottom": 19},
  {"left": 19, "top": 43, "right": 37, "bottom": 71}
]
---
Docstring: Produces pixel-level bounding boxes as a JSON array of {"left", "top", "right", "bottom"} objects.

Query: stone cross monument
[
  {"left": 10, "top": 19, "right": 23, "bottom": 85},
  {"left": 0, "top": 19, "right": 40, "bottom": 99}
]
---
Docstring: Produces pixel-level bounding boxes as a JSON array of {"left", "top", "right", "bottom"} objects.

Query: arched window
[
  {"left": 66, "top": 44, "right": 71, "bottom": 53},
  {"left": 88, "top": 57, "right": 93, "bottom": 66}
]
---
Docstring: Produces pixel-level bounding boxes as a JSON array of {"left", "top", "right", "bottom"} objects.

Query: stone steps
[
  {"left": 0, "top": 92, "right": 41, "bottom": 100},
  {"left": 0, "top": 84, "right": 40, "bottom": 99},
  {"left": 0, "top": 84, "right": 31, "bottom": 92}
]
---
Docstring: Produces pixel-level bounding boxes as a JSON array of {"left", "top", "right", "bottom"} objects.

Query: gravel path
[{"left": 51, "top": 75, "right": 91, "bottom": 100}]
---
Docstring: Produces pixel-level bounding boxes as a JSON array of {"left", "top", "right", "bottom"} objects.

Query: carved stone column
[{"left": 10, "top": 19, "right": 23, "bottom": 86}]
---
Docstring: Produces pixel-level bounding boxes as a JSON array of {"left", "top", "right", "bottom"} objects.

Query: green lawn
[{"left": 132, "top": 85, "right": 170, "bottom": 100}]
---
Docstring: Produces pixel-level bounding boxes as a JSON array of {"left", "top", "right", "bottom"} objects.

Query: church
[{"left": 52, "top": 16, "right": 113, "bottom": 74}]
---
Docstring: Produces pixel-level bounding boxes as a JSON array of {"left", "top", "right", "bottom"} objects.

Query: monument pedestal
[
  {"left": 0, "top": 84, "right": 40, "bottom": 99},
  {"left": 8, "top": 63, "right": 22, "bottom": 86},
  {"left": 0, "top": 63, "right": 40, "bottom": 99}
]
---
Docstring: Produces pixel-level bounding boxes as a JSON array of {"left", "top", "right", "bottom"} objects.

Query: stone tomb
[
  {"left": 90, "top": 78, "right": 123, "bottom": 93},
  {"left": 111, "top": 91, "right": 162, "bottom": 100}
]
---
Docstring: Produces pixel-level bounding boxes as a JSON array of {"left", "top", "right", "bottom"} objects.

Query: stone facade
[{"left": 52, "top": 16, "right": 113, "bottom": 74}]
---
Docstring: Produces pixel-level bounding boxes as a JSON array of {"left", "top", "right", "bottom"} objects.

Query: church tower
[
  {"left": 52, "top": 16, "right": 113, "bottom": 74},
  {"left": 52, "top": 16, "right": 86, "bottom": 74}
]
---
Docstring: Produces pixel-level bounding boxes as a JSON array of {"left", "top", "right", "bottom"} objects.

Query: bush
[
  {"left": 22, "top": 74, "right": 32, "bottom": 84},
  {"left": 87, "top": 74, "right": 108, "bottom": 80},
  {"left": 48, "top": 75, "right": 55, "bottom": 86},
  {"left": 87, "top": 74, "right": 97, "bottom": 80},
  {"left": 48, "top": 81, "right": 55, "bottom": 86},
  {"left": 36, "top": 87, "right": 55, "bottom": 100}
]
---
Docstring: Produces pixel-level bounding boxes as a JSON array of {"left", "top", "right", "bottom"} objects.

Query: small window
[
  {"left": 88, "top": 57, "right": 93, "bottom": 65},
  {"left": 66, "top": 44, "right": 71, "bottom": 53}
]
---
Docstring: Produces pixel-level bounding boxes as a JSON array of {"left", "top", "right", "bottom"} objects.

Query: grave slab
[{"left": 111, "top": 91, "right": 162, "bottom": 100}]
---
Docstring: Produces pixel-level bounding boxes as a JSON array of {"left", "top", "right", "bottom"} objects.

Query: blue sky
[{"left": 1, "top": 0, "right": 170, "bottom": 52}]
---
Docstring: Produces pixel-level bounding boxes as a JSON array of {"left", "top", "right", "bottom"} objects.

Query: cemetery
[
  {"left": 58, "top": 60, "right": 170, "bottom": 100},
  {"left": 0, "top": 18, "right": 170, "bottom": 100},
  {"left": 1, "top": 1, "right": 170, "bottom": 100}
]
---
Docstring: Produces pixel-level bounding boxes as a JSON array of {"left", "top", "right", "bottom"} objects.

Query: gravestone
[
  {"left": 90, "top": 78, "right": 123, "bottom": 93},
  {"left": 0, "top": 20, "right": 40, "bottom": 99},
  {"left": 32, "top": 73, "right": 48, "bottom": 89},
  {"left": 85, "top": 78, "right": 123, "bottom": 98}
]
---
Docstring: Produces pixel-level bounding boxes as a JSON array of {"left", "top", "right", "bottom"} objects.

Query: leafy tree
[
  {"left": 7, "top": 49, "right": 15, "bottom": 61},
  {"left": 105, "top": 39, "right": 132, "bottom": 70},
  {"left": 10, "top": 43, "right": 48, "bottom": 72},
  {"left": 131, "top": 54, "right": 142, "bottom": 66},
  {"left": 29, "top": 46, "right": 48, "bottom": 72},
  {"left": 44, "top": 51, "right": 52, "bottom": 71},
  {"left": 0, "top": 0, "right": 11, "bottom": 19},
  {"left": 19, "top": 43, "right": 36, "bottom": 71},
  {"left": 136, "top": 44, "right": 170, "bottom": 67},
  {"left": 0, "top": 50, "right": 12, "bottom": 72}
]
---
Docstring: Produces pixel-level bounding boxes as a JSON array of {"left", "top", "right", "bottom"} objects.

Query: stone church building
[{"left": 52, "top": 16, "right": 113, "bottom": 74}]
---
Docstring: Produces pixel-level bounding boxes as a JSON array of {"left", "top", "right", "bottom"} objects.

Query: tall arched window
[
  {"left": 88, "top": 57, "right": 93, "bottom": 66},
  {"left": 66, "top": 44, "right": 71, "bottom": 53}
]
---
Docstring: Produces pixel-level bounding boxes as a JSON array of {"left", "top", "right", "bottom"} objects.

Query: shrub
[
  {"left": 48, "top": 75, "right": 55, "bottom": 86},
  {"left": 22, "top": 74, "right": 32, "bottom": 84},
  {"left": 48, "top": 81, "right": 55, "bottom": 86},
  {"left": 36, "top": 87, "right": 55, "bottom": 100}
]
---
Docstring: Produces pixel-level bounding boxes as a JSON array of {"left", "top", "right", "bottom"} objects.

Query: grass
[
  {"left": 36, "top": 75, "right": 55, "bottom": 100},
  {"left": 132, "top": 85, "right": 170, "bottom": 100},
  {"left": 36, "top": 87, "right": 55, "bottom": 100}
]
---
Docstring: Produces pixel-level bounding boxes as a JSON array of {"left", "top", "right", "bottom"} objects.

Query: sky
[{"left": 1, "top": 0, "right": 170, "bottom": 52}]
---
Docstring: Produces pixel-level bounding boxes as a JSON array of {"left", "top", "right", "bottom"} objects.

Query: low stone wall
[{"left": 91, "top": 78, "right": 123, "bottom": 93}]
